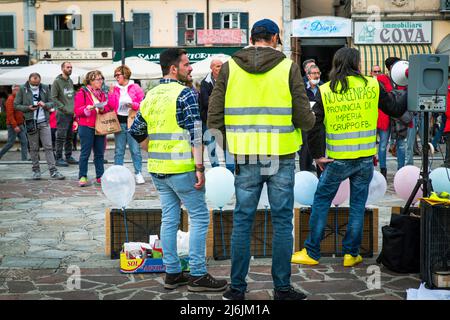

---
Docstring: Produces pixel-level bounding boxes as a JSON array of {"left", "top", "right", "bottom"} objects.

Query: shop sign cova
[{"left": 354, "top": 21, "right": 432, "bottom": 44}]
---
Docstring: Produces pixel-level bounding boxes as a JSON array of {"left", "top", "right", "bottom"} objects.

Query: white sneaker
[{"left": 135, "top": 173, "right": 145, "bottom": 184}]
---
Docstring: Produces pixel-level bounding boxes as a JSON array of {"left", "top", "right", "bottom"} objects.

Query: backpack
[{"left": 376, "top": 212, "right": 421, "bottom": 273}]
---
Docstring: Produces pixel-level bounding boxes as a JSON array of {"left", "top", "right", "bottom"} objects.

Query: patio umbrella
[
  {"left": 97, "top": 56, "right": 162, "bottom": 81},
  {"left": 191, "top": 54, "right": 231, "bottom": 79},
  {"left": 0, "top": 62, "right": 88, "bottom": 85}
]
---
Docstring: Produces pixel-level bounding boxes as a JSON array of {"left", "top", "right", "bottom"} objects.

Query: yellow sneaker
[
  {"left": 343, "top": 254, "right": 363, "bottom": 267},
  {"left": 291, "top": 248, "right": 319, "bottom": 265}
]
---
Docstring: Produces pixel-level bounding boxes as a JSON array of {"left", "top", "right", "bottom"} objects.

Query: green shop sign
[{"left": 113, "top": 47, "right": 243, "bottom": 63}]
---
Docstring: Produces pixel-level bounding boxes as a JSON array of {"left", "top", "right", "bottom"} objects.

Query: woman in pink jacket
[
  {"left": 74, "top": 70, "right": 113, "bottom": 187},
  {"left": 108, "top": 65, "right": 145, "bottom": 184}
]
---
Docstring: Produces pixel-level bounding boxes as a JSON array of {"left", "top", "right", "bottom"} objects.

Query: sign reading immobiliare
[{"left": 354, "top": 21, "right": 432, "bottom": 44}]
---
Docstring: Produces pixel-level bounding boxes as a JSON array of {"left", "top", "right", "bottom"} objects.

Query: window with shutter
[
  {"left": 53, "top": 14, "right": 74, "bottom": 47},
  {"left": 177, "top": 13, "right": 186, "bottom": 46},
  {"left": 133, "top": 13, "right": 150, "bottom": 47},
  {"left": 0, "top": 15, "right": 14, "bottom": 49},
  {"left": 94, "top": 14, "right": 113, "bottom": 48}
]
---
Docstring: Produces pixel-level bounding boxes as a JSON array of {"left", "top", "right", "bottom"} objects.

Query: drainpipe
[
  {"left": 282, "top": 0, "right": 292, "bottom": 59},
  {"left": 206, "top": 0, "right": 210, "bottom": 29}
]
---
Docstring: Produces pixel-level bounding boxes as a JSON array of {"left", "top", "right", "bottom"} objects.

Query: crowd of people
[{"left": 0, "top": 17, "right": 449, "bottom": 301}]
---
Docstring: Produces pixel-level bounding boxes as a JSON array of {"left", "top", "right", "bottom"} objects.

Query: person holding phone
[
  {"left": 74, "top": 70, "right": 113, "bottom": 187},
  {"left": 14, "top": 73, "right": 65, "bottom": 180},
  {"left": 107, "top": 65, "right": 145, "bottom": 184}
]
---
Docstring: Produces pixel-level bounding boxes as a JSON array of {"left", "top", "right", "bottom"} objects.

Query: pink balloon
[
  {"left": 394, "top": 165, "right": 422, "bottom": 203},
  {"left": 332, "top": 179, "right": 350, "bottom": 206}
]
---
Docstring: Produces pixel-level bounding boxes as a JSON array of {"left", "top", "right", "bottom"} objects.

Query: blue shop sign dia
[{"left": 292, "top": 17, "right": 352, "bottom": 38}]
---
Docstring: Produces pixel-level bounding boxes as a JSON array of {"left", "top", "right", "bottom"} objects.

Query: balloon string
[
  {"left": 263, "top": 206, "right": 268, "bottom": 257},
  {"left": 219, "top": 207, "right": 226, "bottom": 258},
  {"left": 122, "top": 206, "right": 129, "bottom": 243},
  {"left": 334, "top": 205, "right": 338, "bottom": 255}
]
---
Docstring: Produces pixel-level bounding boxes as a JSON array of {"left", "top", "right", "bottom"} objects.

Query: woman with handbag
[
  {"left": 74, "top": 70, "right": 114, "bottom": 187},
  {"left": 107, "top": 65, "right": 145, "bottom": 184}
]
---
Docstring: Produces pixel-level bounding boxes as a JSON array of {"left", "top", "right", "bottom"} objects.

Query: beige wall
[
  {"left": 0, "top": 1, "right": 25, "bottom": 55},
  {"left": 352, "top": 0, "right": 441, "bottom": 14},
  {"left": 29, "top": 0, "right": 283, "bottom": 50},
  {"left": 300, "top": 0, "right": 335, "bottom": 17},
  {"left": 433, "top": 20, "right": 450, "bottom": 48}
]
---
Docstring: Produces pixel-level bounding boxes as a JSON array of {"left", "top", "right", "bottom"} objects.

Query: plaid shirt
[{"left": 129, "top": 79, "right": 202, "bottom": 146}]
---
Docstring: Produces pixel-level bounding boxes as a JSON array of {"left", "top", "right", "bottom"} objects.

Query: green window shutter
[
  {"left": 177, "top": 13, "right": 186, "bottom": 46},
  {"left": 44, "top": 15, "right": 54, "bottom": 30},
  {"left": 213, "top": 13, "right": 221, "bottom": 29},
  {"left": 196, "top": 13, "right": 204, "bottom": 30},
  {"left": 240, "top": 12, "right": 249, "bottom": 30},
  {"left": 53, "top": 30, "right": 73, "bottom": 47},
  {"left": 212, "top": 13, "right": 220, "bottom": 29},
  {"left": 133, "top": 13, "right": 150, "bottom": 46},
  {"left": 0, "top": 16, "right": 14, "bottom": 48},
  {"left": 94, "top": 14, "right": 113, "bottom": 47}
]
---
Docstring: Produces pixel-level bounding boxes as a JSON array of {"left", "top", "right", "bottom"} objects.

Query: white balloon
[
  {"left": 101, "top": 165, "right": 136, "bottom": 208},
  {"left": 294, "top": 171, "right": 319, "bottom": 206},
  {"left": 366, "top": 171, "right": 387, "bottom": 205},
  {"left": 258, "top": 183, "right": 270, "bottom": 208},
  {"left": 205, "top": 167, "right": 235, "bottom": 208},
  {"left": 430, "top": 167, "right": 450, "bottom": 193}
]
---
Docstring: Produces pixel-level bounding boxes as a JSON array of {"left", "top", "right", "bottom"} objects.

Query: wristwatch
[{"left": 195, "top": 166, "right": 205, "bottom": 173}]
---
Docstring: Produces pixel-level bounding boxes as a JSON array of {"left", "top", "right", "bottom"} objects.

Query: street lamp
[{"left": 121, "top": 0, "right": 125, "bottom": 65}]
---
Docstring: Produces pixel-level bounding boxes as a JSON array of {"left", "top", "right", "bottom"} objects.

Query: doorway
[{"left": 298, "top": 38, "right": 347, "bottom": 83}]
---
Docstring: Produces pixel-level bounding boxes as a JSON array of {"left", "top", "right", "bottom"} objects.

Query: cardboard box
[{"left": 120, "top": 252, "right": 189, "bottom": 274}]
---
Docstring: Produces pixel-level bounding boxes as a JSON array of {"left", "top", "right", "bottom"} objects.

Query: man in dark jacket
[
  {"left": 14, "top": 73, "right": 65, "bottom": 180},
  {"left": 51, "top": 62, "right": 78, "bottom": 167},
  {"left": 199, "top": 59, "right": 222, "bottom": 169},
  {"left": 208, "top": 19, "right": 314, "bottom": 301}
]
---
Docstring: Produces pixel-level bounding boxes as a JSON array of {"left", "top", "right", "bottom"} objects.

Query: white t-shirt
[
  {"left": 117, "top": 83, "right": 132, "bottom": 116},
  {"left": 31, "top": 87, "right": 46, "bottom": 123}
]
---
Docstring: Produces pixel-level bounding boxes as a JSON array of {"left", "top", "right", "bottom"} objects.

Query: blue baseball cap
[{"left": 251, "top": 19, "right": 282, "bottom": 44}]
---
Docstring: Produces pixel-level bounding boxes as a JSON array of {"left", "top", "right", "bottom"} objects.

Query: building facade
[{"left": 0, "top": 0, "right": 285, "bottom": 70}]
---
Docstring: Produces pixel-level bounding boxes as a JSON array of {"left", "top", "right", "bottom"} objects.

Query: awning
[{"left": 353, "top": 44, "right": 434, "bottom": 76}]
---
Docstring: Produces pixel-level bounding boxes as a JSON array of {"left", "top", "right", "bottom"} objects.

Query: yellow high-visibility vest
[
  {"left": 321, "top": 76, "right": 379, "bottom": 159},
  {"left": 140, "top": 82, "right": 195, "bottom": 174},
  {"left": 224, "top": 58, "right": 302, "bottom": 155}
]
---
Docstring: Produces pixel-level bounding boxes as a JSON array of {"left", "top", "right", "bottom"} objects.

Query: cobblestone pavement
[{"left": 0, "top": 147, "right": 436, "bottom": 300}]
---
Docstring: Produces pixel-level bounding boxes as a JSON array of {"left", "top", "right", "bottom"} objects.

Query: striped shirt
[{"left": 128, "top": 79, "right": 202, "bottom": 147}]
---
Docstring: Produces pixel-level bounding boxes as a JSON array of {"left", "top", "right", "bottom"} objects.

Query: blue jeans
[
  {"left": 406, "top": 114, "right": 424, "bottom": 165},
  {"left": 378, "top": 129, "right": 390, "bottom": 169},
  {"left": 379, "top": 128, "right": 406, "bottom": 170},
  {"left": 231, "top": 158, "right": 295, "bottom": 292},
  {"left": 202, "top": 122, "right": 219, "bottom": 167},
  {"left": 114, "top": 122, "right": 142, "bottom": 174},
  {"left": 0, "top": 124, "right": 28, "bottom": 160},
  {"left": 151, "top": 171, "right": 209, "bottom": 276},
  {"left": 78, "top": 125, "right": 105, "bottom": 179},
  {"left": 304, "top": 157, "right": 374, "bottom": 261}
]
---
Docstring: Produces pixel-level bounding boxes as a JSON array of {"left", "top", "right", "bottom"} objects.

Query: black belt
[{"left": 151, "top": 173, "right": 174, "bottom": 179}]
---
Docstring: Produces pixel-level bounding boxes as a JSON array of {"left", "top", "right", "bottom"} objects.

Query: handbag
[
  {"left": 127, "top": 109, "right": 138, "bottom": 129},
  {"left": 95, "top": 111, "right": 121, "bottom": 135},
  {"left": 25, "top": 119, "right": 37, "bottom": 134}
]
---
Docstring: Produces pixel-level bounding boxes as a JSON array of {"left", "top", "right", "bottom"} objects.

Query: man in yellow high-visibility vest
[
  {"left": 129, "top": 48, "right": 227, "bottom": 293},
  {"left": 208, "top": 19, "right": 315, "bottom": 300},
  {"left": 292, "top": 47, "right": 408, "bottom": 267}
]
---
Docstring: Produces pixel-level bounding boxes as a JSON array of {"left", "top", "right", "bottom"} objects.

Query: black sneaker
[
  {"left": 55, "top": 158, "right": 69, "bottom": 167},
  {"left": 274, "top": 287, "right": 307, "bottom": 300},
  {"left": 164, "top": 272, "right": 189, "bottom": 290},
  {"left": 222, "top": 287, "right": 245, "bottom": 300},
  {"left": 66, "top": 156, "right": 78, "bottom": 165},
  {"left": 187, "top": 273, "right": 228, "bottom": 292}
]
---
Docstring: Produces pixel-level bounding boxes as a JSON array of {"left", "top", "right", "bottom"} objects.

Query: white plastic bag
[{"left": 177, "top": 230, "right": 190, "bottom": 257}]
